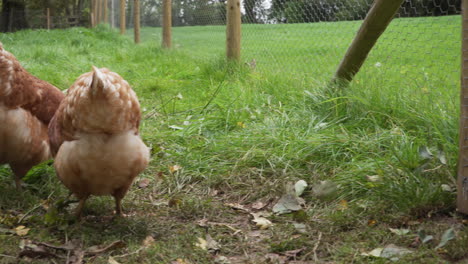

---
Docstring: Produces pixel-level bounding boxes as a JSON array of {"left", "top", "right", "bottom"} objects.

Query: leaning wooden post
[
  {"left": 46, "top": 8, "right": 51, "bottom": 30},
  {"left": 162, "top": 0, "right": 172, "bottom": 48},
  {"left": 458, "top": 0, "right": 468, "bottom": 214},
  {"left": 134, "top": 0, "right": 140, "bottom": 44},
  {"left": 120, "top": 0, "right": 125, "bottom": 34},
  {"left": 226, "top": 0, "right": 241, "bottom": 60},
  {"left": 333, "top": 0, "right": 405, "bottom": 83},
  {"left": 104, "top": 0, "right": 108, "bottom": 24}
]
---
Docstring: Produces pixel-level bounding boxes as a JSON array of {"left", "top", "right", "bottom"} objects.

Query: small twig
[
  {"left": 313, "top": 231, "right": 322, "bottom": 262},
  {"left": 422, "top": 165, "right": 443, "bottom": 173},
  {"left": 18, "top": 203, "right": 43, "bottom": 224},
  {"left": 0, "top": 253, "right": 16, "bottom": 258},
  {"left": 18, "top": 191, "right": 56, "bottom": 224}
]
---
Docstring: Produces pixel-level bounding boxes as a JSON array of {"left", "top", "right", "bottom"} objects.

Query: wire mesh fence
[
  {"left": 122, "top": 0, "right": 460, "bottom": 92},
  {"left": 2, "top": 0, "right": 462, "bottom": 92}
]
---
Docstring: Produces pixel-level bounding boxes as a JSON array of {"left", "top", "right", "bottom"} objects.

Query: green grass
[{"left": 0, "top": 15, "right": 465, "bottom": 263}]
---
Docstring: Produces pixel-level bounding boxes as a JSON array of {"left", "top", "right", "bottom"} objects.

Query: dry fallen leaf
[
  {"left": 195, "top": 237, "right": 208, "bottom": 250},
  {"left": 108, "top": 256, "right": 121, "bottom": 264},
  {"left": 362, "top": 244, "right": 413, "bottom": 260},
  {"left": 389, "top": 228, "right": 410, "bottom": 236},
  {"left": 338, "top": 200, "right": 348, "bottom": 210},
  {"left": 137, "top": 178, "right": 150, "bottom": 188},
  {"left": 366, "top": 175, "right": 381, "bottom": 182},
  {"left": 214, "top": 255, "right": 231, "bottom": 264},
  {"left": 195, "top": 235, "right": 220, "bottom": 252},
  {"left": 435, "top": 227, "right": 456, "bottom": 249},
  {"left": 169, "top": 165, "right": 182, "bottom": 173},
  {"left": 251, "top": 201, "right": 266, "bottom": 210},
  {"left": 253, "top": 217, "right": 273, "bottom": 230},
  {"left": 15, "top": 226, "right": 30, "bottom": 236},
  {"left": 272, "top": 194, "right": 302, "bottom": 215},
  {"left": 142, "top": 236, "right": 155, "bottom": 247},
  {"left": 294, "top": 180, "right": 308, "bottom": 196},
  {"left": 251, "top": 212, "right": 273, "bottom": 229},
  {"left": 225, "top": 203, "right": 250, "bottom": 213},
  {"left": 361, "top": 247, "right": 383, "bottom": 257},
  {"left": 237, "top": 122, "right": 246, "bottom": 128},
  {"left": 172, "top": 259, "right": 191, "bottom": 264}
]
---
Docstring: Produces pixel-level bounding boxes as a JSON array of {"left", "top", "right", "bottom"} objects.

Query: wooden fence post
[
  {"left": 94, "top": 0, "right": 99, "bottom": 27},
  {"left": 333, "top": 0, "right": 405, "bottom": 83},
  {"left": 46, "top": 8, "right": 51, "bottom": 30},
  {"left": 458, "top": 0, "right": 468, "bottom": 214},
  {"left": 162, "top": 0, "right": 172, "bottom": 48},
  {"left": 104, "top": 0, "right": 108, "bottom": 24},
  {"left": 111, "top": 0, "right": 115, "bottom": 27},
  {"left": 120, "top": 0, "right": 125, "bottom": 34},
  {"left": 134, "top": 0, "right": 140, "bottom": 44},
  {"left": 226, "top": 0, "right": 241, "bottom": 60},
  {"left": 96, "top": 0, "right": 101, "bottom": 25}
]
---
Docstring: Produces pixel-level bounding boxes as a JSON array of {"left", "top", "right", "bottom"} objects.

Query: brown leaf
[
  {"left": 251, "top": 214, "right": 273, "bottom": 230},
  {"left": 368, "top": 219, "right": 377, "bottom": 227},
  {"left": 225, "top": 203, "right": 250, "bottom": 213},
  {"left": 137, "top": 178, "right": 150, "bottom": 188},
  {"left": 15, "top": 225, "right": 30, "bottom": 236},
  {"left": 142, "top": 236, "right": 155, "bottom": 247},
  {"left": 169, "top": 165, "right": 182, "bottom": 173},
  {"left": 196, "top": 218, "right": 209, "bottom": 227},
  {"left": 195, "top": 235, "right": 220, "bottom": 253},
  {"left": 338, "top": 200, "right": 348, "bottom": 210},
  {"left": 251, "top": 201, "right": 266, "bottom": 210},
  {"left": 108, "top": 256, "right": 121, "bottom": 264},
  {"left": 172, "top": 258, "right": 191, "bottom": 264}
]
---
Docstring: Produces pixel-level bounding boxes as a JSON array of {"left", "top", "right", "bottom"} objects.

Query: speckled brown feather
[
  {"left": 0, "top": 43, "right": 64, "bottom": 189},
  {"left": 48, "top": 68, "right": 141, "bottom": 156},
  {"left": 0, "top": 43, "right": 64, "bottom": 123},
  {"left": 50, "top": 67, "right": 149, "bottom": 217}
]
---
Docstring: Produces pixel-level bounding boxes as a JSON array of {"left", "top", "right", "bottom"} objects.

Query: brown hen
[
  {"left": 0, "top": 43, "right": 64, "bottom": 189},
  {"left": 49, "top": 66, "right": 149, "bottom": 217}
]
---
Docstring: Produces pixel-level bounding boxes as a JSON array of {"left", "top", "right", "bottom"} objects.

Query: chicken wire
[
  {"left": 7, "top": 0, "right": 461, "bottom": 91},
  {"left": 115, "top": 0, "right": 461, "bottom": 91}
]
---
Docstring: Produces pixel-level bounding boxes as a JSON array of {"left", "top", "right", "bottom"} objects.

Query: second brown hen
[
  {"left": 49, "top": 66, "right": 149, "bottom": 217},
  {"left": 0, "top": 43, "right": 64, "bottom": 189}
]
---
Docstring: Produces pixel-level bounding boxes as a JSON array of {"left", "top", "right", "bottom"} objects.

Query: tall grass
[{"left": 0, "top": 17, "right": 459, "bottom": 259}]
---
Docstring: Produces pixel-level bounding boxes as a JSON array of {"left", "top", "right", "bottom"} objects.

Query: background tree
[{"left": 0, "top": 0, "right": 28, "bottom": 32}]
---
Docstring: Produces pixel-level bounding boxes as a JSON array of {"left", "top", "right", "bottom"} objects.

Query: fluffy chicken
[
  {"left": 0, "top": 43, "right": 64, "bottom": 189},
  {"left": 48, "top": 66, "right": 149, "bottom": 217}
]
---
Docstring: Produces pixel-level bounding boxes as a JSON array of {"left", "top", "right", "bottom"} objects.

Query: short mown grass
[{"left": 0, "top": 16, "right": 465, "bottom": 263}]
